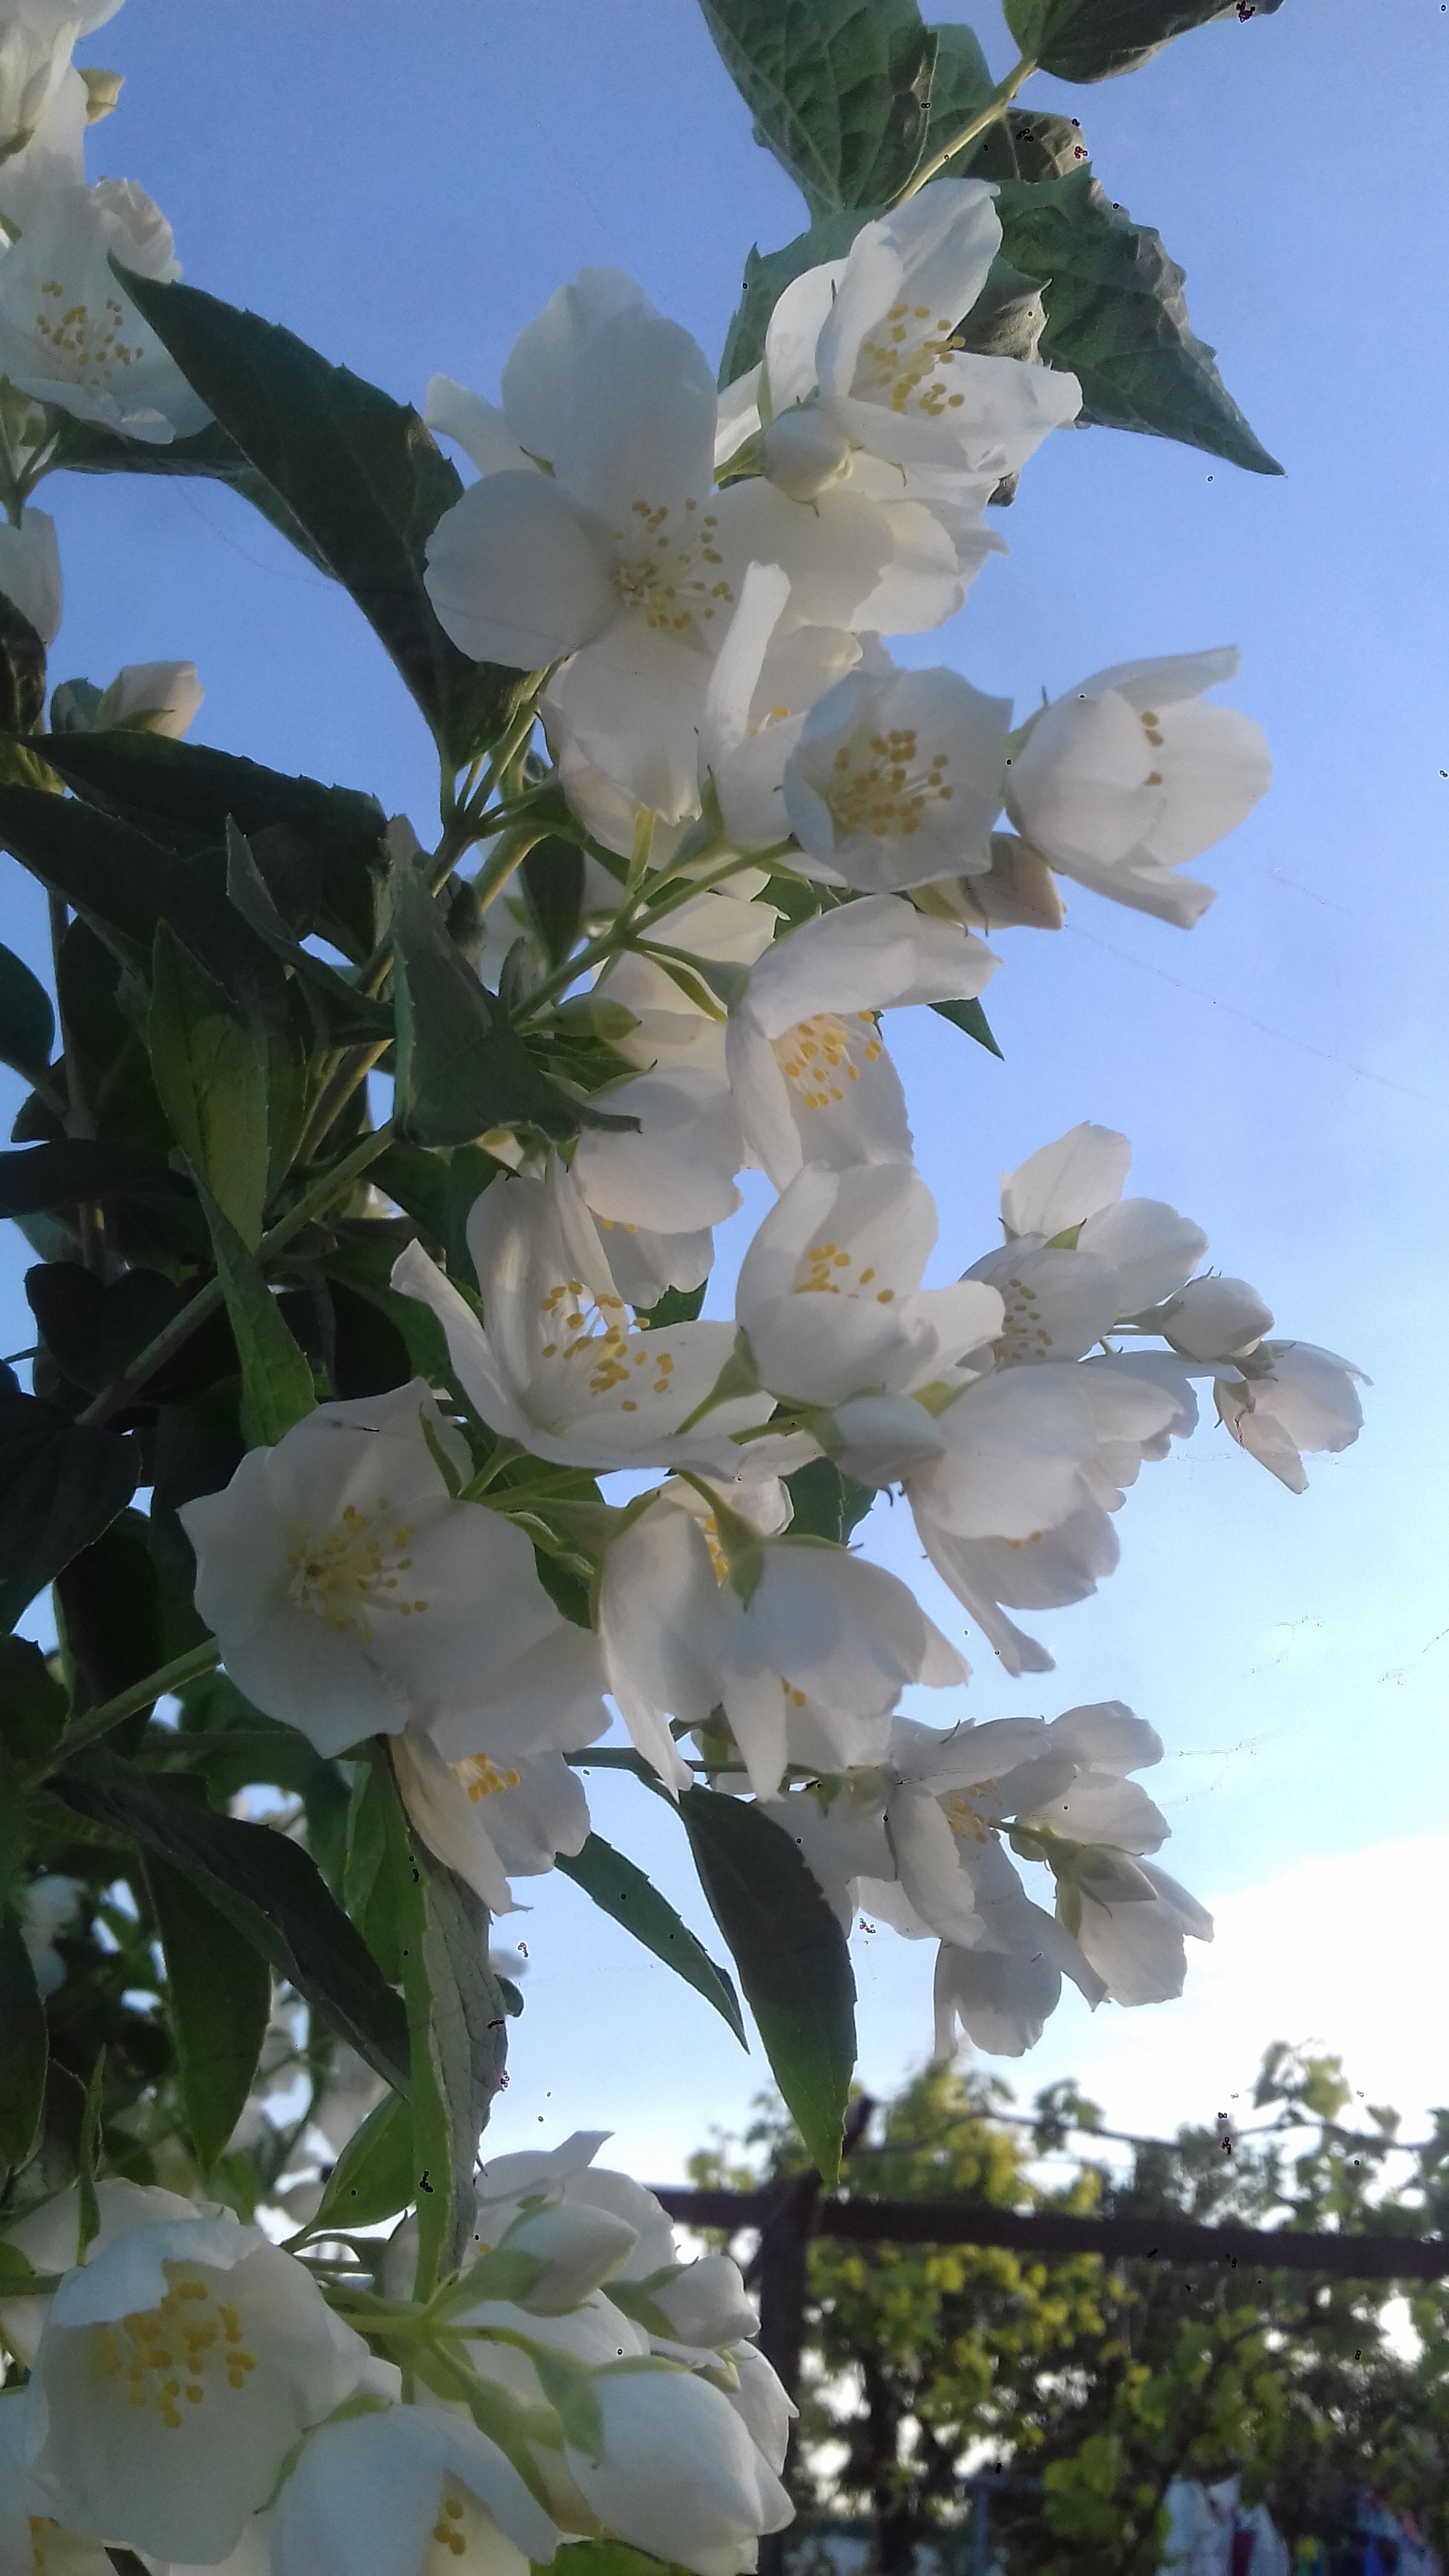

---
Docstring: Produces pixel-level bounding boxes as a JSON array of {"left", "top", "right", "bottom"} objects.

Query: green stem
[
  {"left": 469, "top": 822, "right": 548, "bottom": 915},
  {"left": 894, "top": 51, "right": 1038, "bottom": 203},
  {"left": 77, "top": 1121, "right": 396, "bottom": 1429},
  {"left": 508, "top": 846, "right": 781, "bottom": 1031},
  {"left": 36, "top": 1637, "right": 222, "bottom": 1777}
]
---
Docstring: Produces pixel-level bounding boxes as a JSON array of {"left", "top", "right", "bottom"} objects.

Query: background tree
[{"left": 689, "top": 2047, "right": 1449, "bottom": 2571}]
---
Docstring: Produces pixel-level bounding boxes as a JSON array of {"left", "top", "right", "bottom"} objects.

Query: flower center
[
  {"left": 992, "top": 1272, "right": 1055, "bottom": 1366},
  {"left": 611, "top": 496, "right": 736, "bottom": 633},
  {"left": 32, "top": 280, "right": 142, "bottom": 388},
  {"left": 537, "top": 1275, "right": 677, "bottom": 1411},
  {"left": 285, "top": 1496, "right": 428, "bottom": 1641},
  {"left": 825, "top": 726, "right": 954, "bottom": 842},
  {"left": 773, "top": 1012, "right": 884, "bottom": 1113},
  {"left": 855, "top": 303, "right": 971, "bottom": 420},
  {"left": 1140, "top": 705, "right": 1166, "bottom": 785},
  {"left": 455, "top": 1754, "right": 522, "bottom": 1801},
  {"left": 95, "top": 2272, "right": 257, "bottom": 2428},
  {"left": 427, "top": 2481, "right": 501, "bottom": 2567},
  {"left": 792, "top": 1240, "right": 897, "bottom": 1306},
  {"left": 945, "top": 1784, "right": 1000, "bottom": 1842}
]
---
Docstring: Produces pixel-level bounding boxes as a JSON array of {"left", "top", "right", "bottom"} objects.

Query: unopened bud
[
  {"left": 77, "top": 67, "right": 124, "bottom": 123},
  {"left": 95, "top": 660, "right": 203, "bottom": 739},
  {"left": 1163, "top": 1275, "right": 1274, "bottom": 1362},
  {"left": 915, "top": 834, "right": 1065, "bottom": 934},
  {"left": 648, "top": 2256, "right": 758, "bottom": 2350},
  {"left": 500, "top": 2199, "right": 640, "bottom": 2311},
  {"left": 759, "top": 406, "right": 852, "bottom": 503}
]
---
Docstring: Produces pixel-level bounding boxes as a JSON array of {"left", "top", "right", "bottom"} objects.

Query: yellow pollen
[
  {"left": 822, "top": 724, "right": 954, "bottom": 844},
  {"left": 455, "top": 1754, "right": 522, "bottom": 1802},
  {"left": 286, "top": 1500, "right": 425, "bottom": 1643}
]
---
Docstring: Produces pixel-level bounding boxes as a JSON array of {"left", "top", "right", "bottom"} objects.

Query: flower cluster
[{"left": 0, "top": 2136, "right": 790, "bottom": 2576}]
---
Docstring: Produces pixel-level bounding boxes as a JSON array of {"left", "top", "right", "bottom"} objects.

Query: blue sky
[{"left": 4, "top": 0, "right": 1447, "bottom": 2177}]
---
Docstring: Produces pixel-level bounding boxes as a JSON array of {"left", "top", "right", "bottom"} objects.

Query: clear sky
[{"left": 3, "top": 0, "right": 1447, "bottom": 2181}]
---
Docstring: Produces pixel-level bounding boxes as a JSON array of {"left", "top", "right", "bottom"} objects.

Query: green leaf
[
  {"left": 144, "top": 1855, "right": 271, "bottom": 2169},
  {"left": 556, "top": 1834, "right": 746, "bottom": 2044},
  {"left": 380, "top": 1772, "right": 508, "bottom": 2290},
  {"left": 391, "top": 868, "right": 635, "bottom": 1148},
  {"left": 201, "top": 1193, "right": 316, "bottom": 1448},
  {"left": 310, "top": 2087, "right": 415, "bottom": 2233},
  {"left": 520, "top": 837, "right": 586, "bottom": 971},
  {"left": 0, "top": 1380, "right": 137, "bottom": 1634},
  {"left": 223, "top": 826, "right": 393, "bottom": 1045},
  {"left": 148, "top": 926, "right": 270, "bottom": 1248},
  {"left": 0, "top": 942, "right": 54, "bottom": 1084},
  {"left": 996, "top": 168, "right": 1282, "bottom": 474},
  {"left": 699, "top": 0, "right": 934, "bottom": 219},
  {"left": 51, "top": 412, "right": 338, "bottom": 574},
  {"left": 930, "top": 994, "right": 1003, "bottom": 1059},
  {"left": 0, "top": 1634, "right": 68, "bottom": 1770},
  {"left": 0, "top": 1908, "right": 47, "bottom": 2172},
  {"left": 115, "top": 271, "right": 521, "bottom": 767},
  {"left": 719, "top": 209, "right": 874, "bottom": 393},
  {"left": 782, "top": 1455, "right": 875, "bottom": 1544},
  {"left": 1003, "top": 0, "right": 1275, "bottom": 84},
  {"left": 77, "top": 2048, "right": 105, "bottom": 2253},
  {"left": 0, "top": 592, "right": 47, "bottom": 736},
  {"left": 677, "top": 1788, "right": 855, "bottom": 2182},
  {"left": 524, "top": 2548, "right": 695, "bottom": 2576},
  {"left": 0, "top": 1141, "right": 191, "bottom": 1218},
  {"left": 917, "top": 20, "right": 995, "bottom": 167},
  {"left": 0, "top": 781, "right": 277, "bottom": 996},
  {"left": 51, "top": 1750, "right": 411, "bottom": 2094},
  {"left": 36, "top": 730, "right": 388, "bottom": 964}
]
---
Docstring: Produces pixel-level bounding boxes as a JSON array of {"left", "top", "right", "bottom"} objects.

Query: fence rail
[{"left": 653, "top": 2186, "right": 1449, "bottom": 2281}]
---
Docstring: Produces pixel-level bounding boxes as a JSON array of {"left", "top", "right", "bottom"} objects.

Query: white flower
[
  {"left": 425, "top": 281, "right": 725, "bottom": 819},
  {"left": 0, "top": 2388, "right": 114, "bottom": 2576},
  {"left": 757, "top": 181, "right": 1080, "bottom": 489},
  {"left": 1075, "top": 1859, "right": 1214, "bottom": 2005},
  {"left": 1215, "top": 1340, "right": 1366, "bottom": 1493},
  {"left": 0, "top": 0, "right": 117, "bottom": 148},
  {"left": 564, "top": 2364, "right": 792, "bottom": 2576},
  {"left": 570, "top": 1062, "right": 744, "bottom": 1301},
  {"left": 0, "top": 181, "right": 212, "bottom": 443},
  {"left": 726, "top": 893, "right": 997, "bottom": 1190},
  {"left": 593, "top": 886, "right": 780, "bottom": 1076},
  {"left": 1004, "top": 648, "right": 1272, "bottom": 927},
  {"left": 0, "top": 506, "right": 60, "bottom": 642},
  {"left": 932, "top": 1927, "right": 1086, "bottom": 2057},
  {"left": 0, "top": 2178, "right": 200, "bottom": 2368},
  {"left": 735, "top": 1158, "right": 1002, "bottom": 1412},
  {"left": 18, "top": 1871, "right": 81, "bottom": 1997},
  {"left": 180, "top": 1379, "right": 605, "bottom": 1759},
  {"left": 94, "top": 657, "right": 203, "bottom": 736},
  {"left": 970, "top": 1121, "right": 1209, "bottom": 1361},
  {"left": 20, "top": 2214, "right": 373, "bottom": 2563},
  {"left": 392, "top": 1170, "right": 775, "bottom": 1473},
  {"left": 783, "top": 662, "right": 1010, "bottom": 893},
  {"left": 905, "top": 1356, "right": 1193, "bottom": 1672},
  {"left": 697, "top": 561, "right": 861, "bottom": 853},
  {"left": 271, "top": 2402, "right": 561, "bottom": 2576},
  {"left": 391, "top": 1728, "right": 593, "bottom": 1916},
  {"left": 599, "top": 1474, "right": 966, "bottom": 1797}
]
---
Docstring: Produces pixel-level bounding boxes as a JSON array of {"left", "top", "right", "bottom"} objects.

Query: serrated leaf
[
  {"left": 145, "top": 1855, "right": 271, "bottom": 2169},
  {"left": 0, "top": 1382, "right": 137, "bottom": 1634},
  {"left": 391, "top": 868, "right": 635, "bottom": 1148},
  {"left": 51, "top": 412, "right": 338, "bottom": 573},
  {"left": 930, "top": 993, "right": 1003, "bottom": 1058},
  {"left": 700, "top": 0, "right": 934, "bottom": 219},
  {"left": 51, "top": 1750, "right": 410, "bottom": 2093},
  {"left": 0, "top": 942, "right": 54, "bottom": 1083},
  {"left": 36, "top": 729, "right": 388, "bottom": 963},
  {"left": 0, "top": 1908, "right": 47, "bottom": 2171},
  {"left": 678, "top": 1788, "right": 855, "bottom": 2181},
  {"left": 0, "top": 781, "right": 275, "bottom": 994},
  {"left": 782, "top": 1455, "right": 875, "bottom": 1544},
  {"left": 310, "top": 2088, "right": 414, "bottom": 2233},
  {"left": 1004, "top": 0, "right": 1275, "bottom": 84},
  {"left": 556, "top": 1833, "right": 745, "bottom": 2043},
  {"left": 115, "top": 271, "right": 520, "bottom": 766},
  {"left": 996, "top": 168, "right": 1281, "bottom": 474},
  {"left": 148, "top": 925, "right": 270, "bottom": 1248},
  {"left": 720, "top": 208, "right": 874, "bottom": 393}
]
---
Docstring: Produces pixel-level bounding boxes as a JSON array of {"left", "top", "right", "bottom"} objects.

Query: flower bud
[
  {"left": 565, "top": 2364, "right": 792, "bottom": 2576},
  {"left": 77, "top": 66, "right": 123, "bottom": 122},
  {"left": 647, "top": 2255, "right": 758, "bottom": 2350},
  {"left": 822, "top": 1392, "right": 946, "bottom": 1485},
  {"left": 500, "top": 2200, "right": 640, "bottom": 2311},
  {"left": 95, "top": 658, "right": 203, "bottom": 738},
  {"left": 913, "top": 833, "right": 1065, "bottom": 933},
  {"left": 1162, "top": 1274, "right": 1274, "bottom": 1361},
  {"left": 758, "top": 405, "right": 852, "bottom": 501}
]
